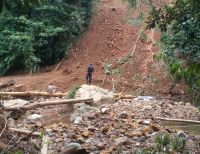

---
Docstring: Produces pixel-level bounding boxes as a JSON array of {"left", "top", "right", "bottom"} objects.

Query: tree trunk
[
  {"left": 4, "top": 98, "right": 93, "bottom": 111},
  {"left": 155, "top": 117, "right": 200, "bottom": 124},
  {"left": 0, "top": 91, "right": 68, "bottom": 98}
]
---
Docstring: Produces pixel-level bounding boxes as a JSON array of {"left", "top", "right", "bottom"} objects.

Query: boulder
[
  {"left": 70, "top": 103, "right": 99, "bottom": 122},
  {"left": 75, "top": 84, "right": 114, "bottom": 105}
]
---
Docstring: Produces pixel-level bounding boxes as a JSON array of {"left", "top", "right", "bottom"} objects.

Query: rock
[
  {"left": 134, "top": 96, "right": 154, "bottom": 101},
  {"left": 114, "top": 137, "right": 128, "bottom": 145},
  {"left": 88, "top": 126, "right": 97, "bottom": 132},
  {"left": 66, "top": 143, "right": 81, "bottom": 149},
  {"left": 55, "top": 138, "right": 64, "bottom": 142},
  {"left": 97, "top": 142, "right": 105, "bottom": 150},
  {"left": 3, "top": 99, "right": 29, "bottom": 108},
  {"left": 27, "top": 114, "right": 43, "bottom": 120},
  {"left": 75, "top": 84, "right": 114, "bottom": 105},
  {"left": 150, "top": 124, "right": 160, "bottom": 132},
  {"left": 132, "top": 130, "right": 143, "bottom": 137},
  {"left": 118, "top": 111, "right": 128, "bottom": 119},
  {"left": 101, "top": 107, "right": 110, "bottom": 114},
  {"left": 177, "top": 131, "right": 187, "bottom": 138},
  {"left": 70, "top": 103, "right": 99, "bottom": 122},
  {"left": 143, "top": 120, "right": 151, "bottom": 125},
  {"left": 82, "top": 130, "right": 90, "bottom": 138},
  {"left": 142, "top": 105, "right": 152, "bottom": 110},
  {"left": 142, "top": 126, "right": 151, "bottom": 134},
  {"left": 74, "top": 117, "right": 83, "bottom": 124}
]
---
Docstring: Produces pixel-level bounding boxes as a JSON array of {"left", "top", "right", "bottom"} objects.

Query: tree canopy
[{"left": 0, "top": 0, "right": 93, "bottom": 75}]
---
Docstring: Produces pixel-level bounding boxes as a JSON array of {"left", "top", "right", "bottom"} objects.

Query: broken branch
[
  {"left": 9, "top": 128, "right": 41, "bottom": 136},
  {"left": 4, "top": 98, "right": 93, "bottom": 111},
  {"left": 155, "top": 117, "right": 200, "bottom": 124}
]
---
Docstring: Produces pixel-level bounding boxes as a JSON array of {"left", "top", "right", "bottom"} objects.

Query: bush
[{"left": 67, "top": 85, "right": 81, "bottom": 99}]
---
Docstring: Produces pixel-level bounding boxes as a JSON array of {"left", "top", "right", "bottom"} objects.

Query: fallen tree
[
  {"left": 4, "top": 98, "right": 93, "bottom": 111},
  {"left": 0, "top": 80, "right": 15, "bottom": 89},
  {"left": 0, "top": 91, "right": 68, "bottom": 98},
  {"left": 155, "top": 117, "right": 200, "bottom": 124},
  {"left": 9, "top": 128, "right": 41, "bottom": 136}
]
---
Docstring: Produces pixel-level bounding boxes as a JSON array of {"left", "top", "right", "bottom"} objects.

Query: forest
[{"left": 0, "top": 0, "right": 93, "bottom": 75}]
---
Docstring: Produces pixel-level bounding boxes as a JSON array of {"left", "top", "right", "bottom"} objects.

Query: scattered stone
[
  {"left": 74, "top": 116, "right": 83, "bottom": 124},
  {"left": 115, "top": 137, "right": 128, "bottom": 145},
  {"left": 118, "top": 111, "right": 128, "bottom": 119},
  {"left": 3, "top": 99, "right": 29, "bottom": 108},
  {"left": 82, "top": 130, "right": 90, "bottom": 138},
  {"left": 177, "top": 131, "right": 187, "bottom": 138},
  {"left": 27, "top": 114, "right": 43, "bottom": 120},
  {"left": 97, "top": 142, "right": 105, "bottom": 150}
]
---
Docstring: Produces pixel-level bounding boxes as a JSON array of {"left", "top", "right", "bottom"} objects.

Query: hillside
[{"left": 0, "top": 0, "right": 184, "bottom": 99}]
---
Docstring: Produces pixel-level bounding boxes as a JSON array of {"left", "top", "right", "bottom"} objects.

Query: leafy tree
[
  {"left": 0, "top": 0, "right": 93, "bottom": 75},
  {"left": 126, "top": 0, "right": 200, "bottom": 103}
]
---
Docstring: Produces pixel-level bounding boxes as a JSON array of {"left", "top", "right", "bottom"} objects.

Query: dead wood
[
  {"left": 41, "top": 135, "right": 49, "bottom": 154},
  {"left": 0, "top": 91, "right": 68, "bottom": 98},
  {"left": 4, "top": 98, "right": 93, "bottom": 111},
  {"left": 9, "top": 128, "right": 41, "bottom": 136},
  {"left": 53, "top": 58, "right": 65, "bottom": 72},
  {"left": 155, "top": 117, "right": 200, "bottom": 124}
]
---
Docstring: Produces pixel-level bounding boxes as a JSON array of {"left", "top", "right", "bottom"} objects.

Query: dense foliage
[
  {"left": 0, "top": 0, "right": 93, "bottom": 75},
  {"left": 127, "top": 0, "right": 200, "bottom": 102},
  {"left": 147, "top": 0, "right": 200, "bottom": 102}
]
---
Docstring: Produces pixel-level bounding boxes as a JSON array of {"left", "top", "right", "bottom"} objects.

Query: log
[
  {"left": 4, "top": 98, "right": 93, "bottom": 111},
  {"left": 9, "top": 128, "right": 41, "bottom": 136},
  {"left": 41, "top": 135, "right": 49, "bottom": 154},
  {"left": 0, "top": 91, "right": 68, "bottom": 98},
  {"left": 53, "top": 57, "right": 65, "bottom": 72},
  {"left": 155, "top": 117, "right": 200, "bottom": 124},
  {"left": 0, "top": 80, "right": 15, "bottom": 89}
]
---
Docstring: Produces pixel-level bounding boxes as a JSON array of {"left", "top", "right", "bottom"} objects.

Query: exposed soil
[{"left": 1, "top": 0, "right": 185, "bottom": 98}]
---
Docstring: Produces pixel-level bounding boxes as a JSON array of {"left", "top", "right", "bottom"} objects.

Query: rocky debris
[
  {"left": 2, "top": 99, "right": 30, "bottom": 108},
  {"left": 27, "top": 114, "right": 43, "bottom": 120},
  {"left": 75, "top": 84, "right": 114, "bottom": 105},
  {"left": 70, "top": 103, "right": 99, "bottom": 122},
  {"left": 45, "top": 98, "right": 200, "bottom": 153}
]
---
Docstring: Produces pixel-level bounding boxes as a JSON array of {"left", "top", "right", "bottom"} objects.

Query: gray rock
[
  {"left": 70, "top": 103, "right": 99, "bottom": 122},
  {"left": 118, "top": 111, "right": 128, "bottom": 119},
  {"left": 177, "top": 131, "right": 187, "bottom": 138},
  {"left": 3, "top": 99, "right": 29, "bottom": 108},
  {"left": 73, "top": 116, "right": 83, "bottom": 124},
  {"left": 66, "top": 143, "right": 81, "bottom": 149}
]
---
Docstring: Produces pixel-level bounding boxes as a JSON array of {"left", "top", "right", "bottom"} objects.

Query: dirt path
[{"left": 1, "top": 0, "right": 181, "bottom": 96}]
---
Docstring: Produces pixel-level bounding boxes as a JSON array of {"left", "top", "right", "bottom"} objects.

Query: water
[{"left": 162, "top": 121, "right": 200, "bottom": 135}]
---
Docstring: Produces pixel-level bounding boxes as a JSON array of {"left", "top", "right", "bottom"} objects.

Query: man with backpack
[{"left": 86, "top": 64, "right": 94, "bottom": 85}]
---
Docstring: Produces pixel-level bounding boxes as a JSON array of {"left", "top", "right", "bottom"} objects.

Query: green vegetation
[
  {"left": 148, "top": 0, "right": 200, "bottom": 103},
  {"left": 135, "top": 133, "right": 187, "bottom": 153},
  {"left": 127, "top": 0, "right": 200, "bottom": 104},
  {"left": 0, "top": 0, "right": 93, "bottom": 75},
  {"left": 67, "top": 85, "right": 81, "bottom": 99}
]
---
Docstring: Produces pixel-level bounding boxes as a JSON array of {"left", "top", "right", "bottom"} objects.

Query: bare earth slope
[{"left": 1, "top": 0, "right": 182, "bottom": 97}]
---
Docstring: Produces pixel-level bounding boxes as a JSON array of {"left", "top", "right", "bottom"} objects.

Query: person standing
[{"left": 86, "top": 64, "right": 94, "bottom": 85}]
